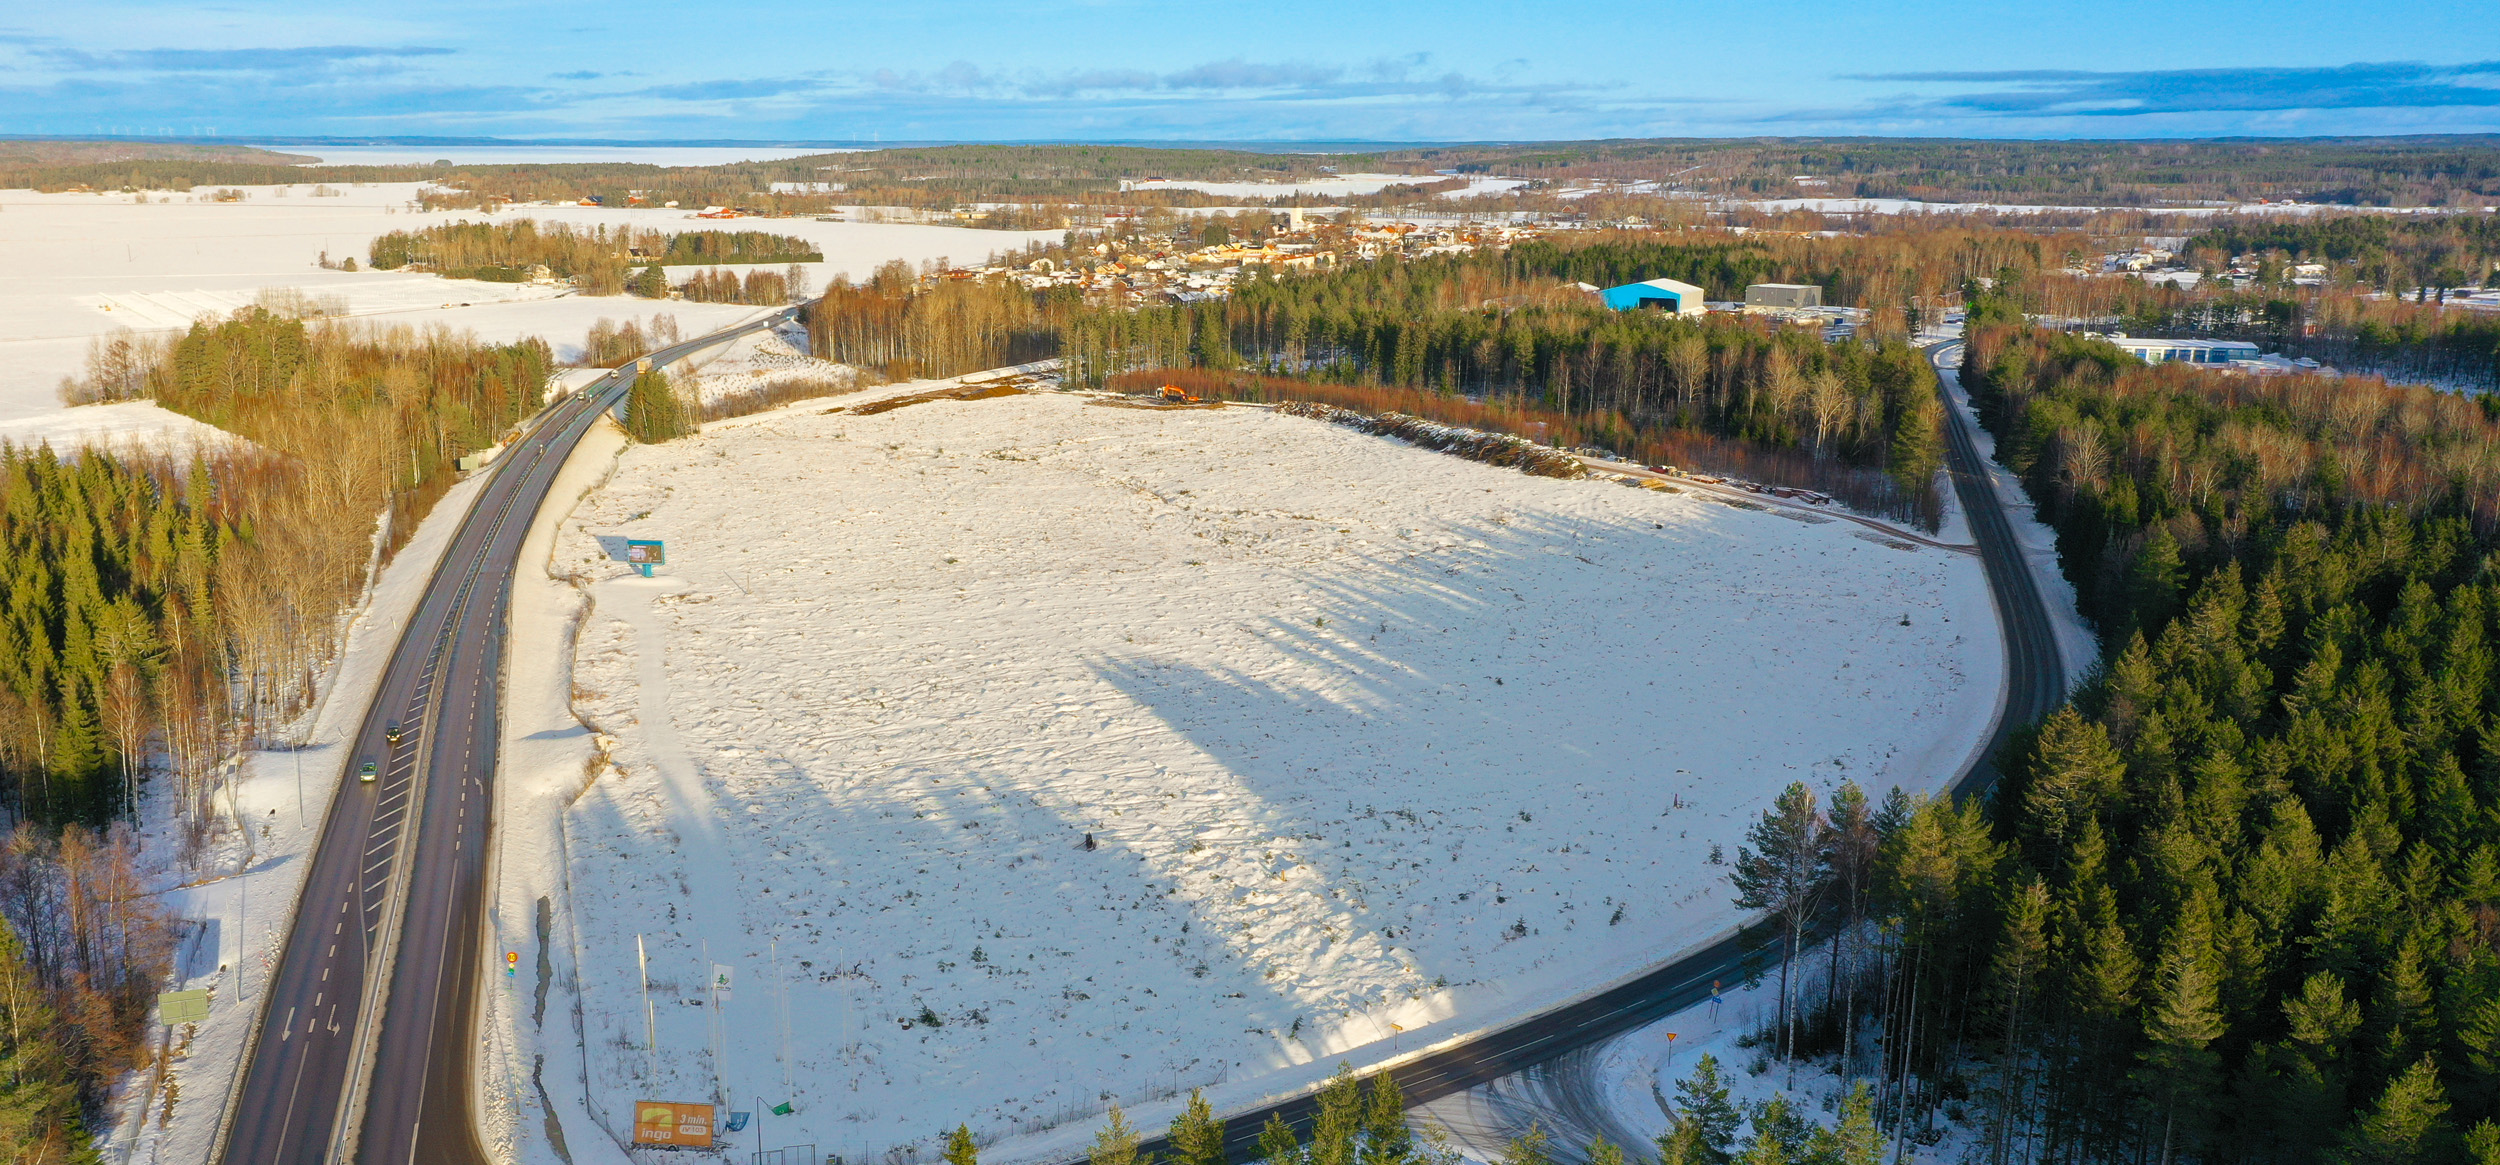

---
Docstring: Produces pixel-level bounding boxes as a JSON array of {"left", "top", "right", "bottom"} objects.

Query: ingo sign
[{"left": 632, "top": 1101, "right": 714, "bottom": 1148}]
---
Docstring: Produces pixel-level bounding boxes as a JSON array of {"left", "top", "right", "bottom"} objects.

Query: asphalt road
[
  {"left": 1109, "top": 339, "right": 2069, "bottom": 1162},
  {"left": 216, "top": 310, "right": 792, "bottom": 1165}
]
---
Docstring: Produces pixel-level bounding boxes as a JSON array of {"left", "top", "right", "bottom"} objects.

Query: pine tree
[
  {"left": 625, "top": 368, "right": 692, "bottom": 443},
  {"left": 1361, "top": 1073, "right": 1412, "bottom": 1165},
  {"left": 634, "top": 264, "right": 669, "bottom": 299},
  {"left": 1092, "top": 1105, "right": 1145, "bottom": 1165},
  {"left": 1309, "top": 1067, "right": 1362, "bottom": 1165},
  {"left": 1660, "top": 1054, "right": 1740, "bottom": 1165},
  {"left": 1169, "top": 1091, "right": 1225, "bottom": 1165},
  {"left": 1497, "top": 1125, "right": 1547, "bottom": 1165},
  {"left": 2142, "top": 889, "right": 2226, "bottom": 1163},
  {"left": 1732, "top": 783, "right": 1827, "bottom": 1072},
  {"left": 1746, "top": 1097, "right": 1809, "bottom": 1164},
  {"left": 2131, "top": 526, "right": 2187, "bottom": 637},
  {"left": 1586, "top": 1139, "right": 1623, "bottom": 1165},
  {"left": 1258, "top": 1113, "right": 1301, "bottom": 1165},
  {"left": 2337, "top": 1058, "right": 2453, "bottom": 1165},
  {"left": 945, "top": 1124, "right": 979, "bottom": 1165},
  {"left": 1807, "top": 1083, "right": 1882, "bottom": 1165},
  {"left": 2018, "top": 708, "right": 2125, "bottom": 854}
]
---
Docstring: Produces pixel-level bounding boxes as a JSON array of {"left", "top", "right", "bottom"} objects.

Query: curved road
[
  {"left": 214, "top": 310, "right": 792, "bottom": 1165},
  {"left": 1105, "top": 339, "right": 2069, "bottom": 1162}
]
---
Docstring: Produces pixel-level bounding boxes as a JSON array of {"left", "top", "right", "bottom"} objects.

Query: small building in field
[
  {"left": 1745, "top": 283, "right": 1824, "bottom": 309},
  {"left": 1599, "top": 277, "right": 1706, "bottom": 316}
]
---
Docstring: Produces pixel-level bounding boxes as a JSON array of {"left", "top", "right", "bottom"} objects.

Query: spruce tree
[
  {"left": 1497, "top": 1125, "right": 1547, "bottom": 1165},
  {"left": 1661, "top": 1054, "right": 1739, "bottom": 1165},
  {"left": 1360, "top": 1073, "right": 1412, "bottom": 1165},
  {"left": 1309, "top": 1067, "right": 1362, "bottom": 1165},
  {"left": 2337, "top": 1058, "right": 2452, "bottom": 1165},
  {"left": 1092, "top": 1105, "right": 1145, "bottom": 1165},
  {"left": 625, "top": 368, "right": 692, "bottom": 443},
  {"left": 945, "top": 1125, "right": 978, "bottom": 1165},
  {"left": 1731, "top": 783, "right": 1827, "bottom": 1071},
  {"left": 1808, "top": 1083, "right": 1882, "bottom": 1165},
  {"left": 1169, "top": 1091, "right": 1225, "bottom": 1165},
  {"left": 1258, "top": 1113, "right": 1301, "bottom": 1165}
]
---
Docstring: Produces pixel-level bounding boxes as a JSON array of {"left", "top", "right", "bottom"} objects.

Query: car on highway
[
  {"left": 386, "top": 721, "right": 405, "bottom": 745},
  {"left": 359, "top": 759, "right": 379, "bottom": 783}
]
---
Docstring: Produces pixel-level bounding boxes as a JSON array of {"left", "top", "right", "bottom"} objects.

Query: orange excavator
[{"left": 1160, "top": 385, "right": 1203, "bottom": 404}]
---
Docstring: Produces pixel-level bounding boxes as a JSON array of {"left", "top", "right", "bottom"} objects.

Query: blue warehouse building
[{"left": 1599, "top": 277, "right": 1708, "bottom": 316}]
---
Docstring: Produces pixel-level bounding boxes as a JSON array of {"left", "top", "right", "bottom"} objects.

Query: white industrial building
[{"left": 2105, "top": 333, "right": 2264, "bottom": 365}]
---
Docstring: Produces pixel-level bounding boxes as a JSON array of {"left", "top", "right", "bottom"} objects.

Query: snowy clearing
[
  {"left": 521, "top": 383, "right": 1998, "bottom": 1164},
  {"left": 0, "top": 183, "right": 1053, "bottom": 427}
]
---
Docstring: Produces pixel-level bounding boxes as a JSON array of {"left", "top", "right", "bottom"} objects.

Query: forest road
[
  {"left": 1101, "top": 340, "right": 2068, "bottom": 1163},
  {"left": 214, "top": 309, "right": 794, "bottom": 1165}
]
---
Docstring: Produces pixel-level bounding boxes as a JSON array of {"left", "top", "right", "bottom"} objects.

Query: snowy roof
[{"left": 1599, "top": 277, "right": 1705, "bottom": 311}]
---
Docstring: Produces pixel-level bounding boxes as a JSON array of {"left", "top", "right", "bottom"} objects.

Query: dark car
[{"left": 386, "top": 722, "right": 405, "bottom": 745}]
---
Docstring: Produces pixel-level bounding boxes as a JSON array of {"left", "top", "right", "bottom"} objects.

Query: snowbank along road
[{"left": 212, "top": 309, "right": 794, "bottom": 1165}]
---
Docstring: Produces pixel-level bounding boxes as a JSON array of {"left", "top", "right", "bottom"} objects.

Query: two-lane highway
[{"left": 217, "top": 311, "right": 792, "bottom": 1165}]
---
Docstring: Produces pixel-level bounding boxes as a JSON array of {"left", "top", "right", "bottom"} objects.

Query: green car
[
  {"left": 386, "top": 722, "right": 404, "bottom": 745},
  {"left": 359, "top": 760, "right": 378, "bottom": 783}
]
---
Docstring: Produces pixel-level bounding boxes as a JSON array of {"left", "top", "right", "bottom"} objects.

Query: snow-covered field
[
  {"left": 265, "top": 144, "right": 845, "bottom": 167},
  {"left": 1122, "top": 174, "right": 1524, "bottom": 200},
  {"left": 0, "top": 182, "right": 1054, "bottom": 427},
  {"left": 523, "top": 383, "right": 1998, "bottom": 1163}
]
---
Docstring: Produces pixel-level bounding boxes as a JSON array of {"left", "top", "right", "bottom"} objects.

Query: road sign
[
  {"left": 633, "top": 1101, "right": 715, "bottom": 1148},
  {"left": 158, "top": 989, "right": 210, "bottom": 1025},
  {"left": 625, "top": 540, "right": 666, "bottom": 565}
]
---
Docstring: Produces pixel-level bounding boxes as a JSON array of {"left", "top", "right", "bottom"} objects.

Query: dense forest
[
  {"left": 14, "top": 137, "right": 2490, "bottom": 214},
  {"left": 800, "top": 239, "right": 1980, "bottom": 523},
  {"left": 1375, "top": 137, "right": 2500, "bottom": 207},
  {"left": 366, "top": 222, "right": 818, "bottom": 292},
  {"left": 5, "top": 306, "right": 565, "bottom": 1159},
  {"left": 1765, "top": 320, "right": 2500, "bottom": 1161},
  {"left": 1055, "top": 248, "right": 1949, "bottom": 524},
  {"left": 667, "top": 265, "right": 797, "bottom": 306}
]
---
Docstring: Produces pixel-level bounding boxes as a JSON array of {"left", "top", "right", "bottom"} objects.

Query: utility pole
[
  {"left": 773, "top": 940, "right": 790, "bottom": 1100},
  {"left": 704, "top": 939, "right": 723, "bottom": 1106},
  {"left": 637, "top": 933, "right": 655, "bottom": 1076}
]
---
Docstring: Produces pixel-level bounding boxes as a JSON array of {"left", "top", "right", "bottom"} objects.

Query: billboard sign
[
  {"left": 633, "top": 1101, "right": 715, "bottom": 1148},
  {"left": 626, "top": 540, "right": 666, "bottom": 566},
  {"left": 710, "top": 963, "right": 734, "bottom": 1002}
]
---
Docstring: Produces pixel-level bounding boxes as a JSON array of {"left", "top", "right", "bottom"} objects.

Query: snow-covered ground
[
  {"left": 266, "top": 144, "right": 846, "bottom": 167},
  {"left": 1122, "top": 175, "right": 1525, "bottom": 200},
  {"left": 0, "top": 183, "right": 1054, "bottom": 429},
  {"left": 512, "top": 382, "right": 1999, "bottom": 1164},
  {"left": 1732, "top": 196, "right": 2494, "bottom": 218},
  {"left": 658, "top": 319, "right": 858, "bottom": 407},
  {"left": 0, "top": 399, "right": 245, "bottom": 456}
]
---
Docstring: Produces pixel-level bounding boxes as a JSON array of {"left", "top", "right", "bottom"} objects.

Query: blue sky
[{"left": 3, "top": 0, "right": 2497, "bottom": 142}]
